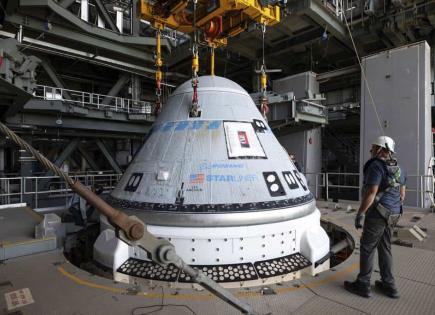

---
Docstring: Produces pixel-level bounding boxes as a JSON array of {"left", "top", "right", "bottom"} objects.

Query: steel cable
[
  {"left": 0, "top": 121, "right": 74, "bottom": 187},
  {"left": 342, "top": 17, "right": 385, "bottom": 136}
]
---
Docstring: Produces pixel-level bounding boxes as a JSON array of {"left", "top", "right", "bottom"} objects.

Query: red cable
[
  {"left": 261, "top": 98, "right": 269, "bottom": 117},
  {"left": 192, "top": 78, "right": 198, "bottom": 104}
]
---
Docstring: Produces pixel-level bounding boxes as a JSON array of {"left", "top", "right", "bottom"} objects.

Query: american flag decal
[
  {"left": 190, "top": 173, "right": 205, "bottom": 184},
  {"left": 238, "top": 131, "right": 250, "bottom": 148}
]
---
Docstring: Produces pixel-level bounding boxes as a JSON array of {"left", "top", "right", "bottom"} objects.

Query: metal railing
[
  {"left": 0, "top": 174, "right": 122, "bottom": 209},
  {"left": 0, "top": 177, "right": 23, "bottom": 205},
  {"left": 34, "top": 85, "right": 152, "bottom": 115},
  {"left": 0, "top": 170, "right": 117, "bottom": 178},
  {"left": 2, "top": 172, "right": 434, "bottom": 209},
  {"left": 304, "top": 172, "right": 360, "bottom": 200},
  {"left": 305, "top": 172, "right": 435, "bottom": 208},
  {"left": 403, "top": 175, "right": 434, "bottom": 208}
]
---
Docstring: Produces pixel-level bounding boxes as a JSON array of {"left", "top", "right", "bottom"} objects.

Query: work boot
[
  {"left": 344, "top": 280, "right": 371, "bottom": 298},
  {"left": 375, "top": 280, "right": 400, "bottom": 299}
]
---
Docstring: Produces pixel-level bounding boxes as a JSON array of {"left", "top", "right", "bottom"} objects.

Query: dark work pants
[{"left": 357, "top": 207, "right": 396, "bottom": 288}]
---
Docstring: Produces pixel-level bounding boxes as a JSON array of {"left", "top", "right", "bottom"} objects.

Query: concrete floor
[
  {"left": 1, "top": 201, "right": 435, "bottom": 315},
  {"left": 0, "top": 206, "right": 42, "bottom": 244}
]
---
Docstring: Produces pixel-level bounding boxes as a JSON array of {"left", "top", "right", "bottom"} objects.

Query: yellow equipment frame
[{"left": 140, "top": 0, "right": 280, "bottom": 46}]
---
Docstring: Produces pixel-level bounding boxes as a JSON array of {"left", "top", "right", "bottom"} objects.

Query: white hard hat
[{"left": 372, "top": 136, "right": 395, "bottom": 153}]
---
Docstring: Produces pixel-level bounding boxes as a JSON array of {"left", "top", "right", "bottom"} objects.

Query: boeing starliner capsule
[{"left": 94, "top": 76, "right": 330, "bottom": 287}]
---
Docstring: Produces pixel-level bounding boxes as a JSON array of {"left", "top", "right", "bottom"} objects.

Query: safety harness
[
  {"left": 363, "top": 157, "right": 401, "bottom": 200},
  {"left": 363, "top": 157, "right": 403, "bottom": 224}
]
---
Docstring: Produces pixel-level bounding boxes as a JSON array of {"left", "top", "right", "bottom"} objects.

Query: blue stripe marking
[
  {"left": 175, "top": 121, "right": 189, "bottom": 131},
  {"left": 157, "top": 120, "right": 222, "bottom": 132},
  {"left": 190, "top": 121, "right": 204, "bottom": 130},
  {"left": 162, "top": 122, "right": 175, "bottom": 132},
  {"left": 207, "top": 121, "right": 221, "bottom": 129}
]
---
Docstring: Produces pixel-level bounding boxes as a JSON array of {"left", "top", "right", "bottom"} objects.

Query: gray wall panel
[{"left": 360, "top": 42, "right": 432, "bottom": 207}]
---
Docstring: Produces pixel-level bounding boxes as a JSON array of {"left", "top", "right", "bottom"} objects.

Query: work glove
[{"left": 355, "top": 213, "right": 364, "bottom": 230}]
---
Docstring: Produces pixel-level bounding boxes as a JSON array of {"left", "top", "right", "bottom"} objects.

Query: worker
[{"left": 344, "top": 136, "right": 406, "bottom": 299}]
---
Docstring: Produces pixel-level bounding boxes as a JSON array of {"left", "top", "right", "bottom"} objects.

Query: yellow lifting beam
[
  {"left": 195, "top": 0, "right": 280, "bottom": 27},
  {"left": 139, "top": 0, "right": 280, "bottom": 46}
]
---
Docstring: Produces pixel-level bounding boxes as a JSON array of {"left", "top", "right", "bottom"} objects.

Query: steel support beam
[
  {"left": 115, "top": 8, "right": 123, "bottom": 33},
  {"left": 131, "top": 0, "right": 140, "bottom": 36},
  {"left": 23, "top": 99, "right": 154, "bottom": 124},
  {"left": 0, "top": 29, "right": 155, "bottom": 76},
  {"left": 48, "top": 0, "right": 76, "bottom": 21},
  {"left": 288, "top": 0, "right": 361, "bottom": 53},
  {"left": 77, "top": 145, "right": 99, "bottom": 171},
  {"left": 96, "top": 139, "right": 122, "bottom": 174},
  {"left": 40, "top": 59, "right": 72, "bottom": 100},
  {"left": 166, "top": 42, "right": 192, "bottom": 67},
  {"left": 18, "top": 0, "right": 170, "bottom": 50},
  {"left": 59, "top": 0, "right": 76, "bottom": 8},
  {"left": 266, "top": 27, "right": 323, "bottom": 58},
  {"left": 0, "top": 77, "right": 33, "bottom": 118},
  {"left": 69, "top": 154, "right": 81, "bottom": 170},
  {"left": 4, "top": 14, "right": 154, "bottom": 63},
  {"left": 43, "top": 139, "right": 79, "bottom": 177},
  {"left": 40, "top": 138, "right": 79, "bottom": 189},
  {"left": 304, "top": 0, "right": 347, "bottom": 40},
  {"left": 131, "top": 75, "right": 141, "bottom": 101},
  {"left": 6, "top": 112, "right": 151, "bottom": 135},
  {"left": 80, "top": 0, "right": 89, "bottom": 21},
  {"left": 226, "top": 41, "right": 258, "bottom": 60},
  {"left": 317, "top": 65, "right": 359, "bottom": 81},
  {"left": 20, "top": 136, "right": 34, "bottom": 204},
  {"left": 102, "top": 74, "right": 131, "bottom": 105},
  {"left": 0, "top": 139, "right": 5, "bottom": 175},
  {"left": 94, "top": 0, "right": 118, "bottom": 32}
]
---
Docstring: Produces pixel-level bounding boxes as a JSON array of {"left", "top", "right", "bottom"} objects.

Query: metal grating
[
  {"left": 179, "top": 263, "right": 258, "bottom": 283},
  {"left": 117, "top": 258, "right": 180, "bottom": 281},
  {"left": 117, "top": 253, "right": 311, "bottom": 283},
  {"left": 254, "top": 253, "right": 311, "bottom": 278}
]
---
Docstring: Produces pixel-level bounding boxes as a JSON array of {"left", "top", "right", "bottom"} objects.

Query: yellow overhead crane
[
  {"left": 140, "top": 0, "right": 282, "bottom": 116},
  {"left": 140, "top": 0, "right": 280, "bottom": 46}
]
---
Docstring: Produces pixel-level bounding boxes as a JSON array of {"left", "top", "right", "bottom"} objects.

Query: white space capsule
[{"left": 95, "top": 76, "right": 330, "bottom": 286}]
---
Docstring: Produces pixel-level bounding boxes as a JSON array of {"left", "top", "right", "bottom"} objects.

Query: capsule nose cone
[{"left": 109, "top": 75, "right": 312, "bottom": 224}]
